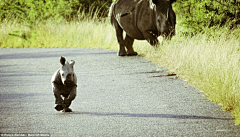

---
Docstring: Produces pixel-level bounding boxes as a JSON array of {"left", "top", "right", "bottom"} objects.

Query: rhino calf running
[
  {"left": 51, "top": 56, "right": 77, "bottom": 112},
  {"left": 109, "top": 0, "right": 176, "bottom": 56}
]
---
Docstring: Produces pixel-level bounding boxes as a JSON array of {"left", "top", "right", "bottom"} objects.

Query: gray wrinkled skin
[
  {"left": 109, "top": 0, "right": 176, "bottom": 56},
  {"left": 51, "top": 56, "right": 77, "bottom": 112}
]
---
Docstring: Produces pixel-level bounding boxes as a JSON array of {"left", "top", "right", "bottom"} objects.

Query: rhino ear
[
  {"left": 60, "top": 56, "right": 66, "bottom": 65},
  {"left": 70, "top": 60, "right": 75, "bottom": 66},
  {"left": 152, "top": 0, "right": 158, "bottom": 4}
]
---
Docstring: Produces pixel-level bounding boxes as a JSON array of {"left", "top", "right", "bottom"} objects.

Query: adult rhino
[{"left": 109, "top": 0, "right": 176, "bottom": 56}]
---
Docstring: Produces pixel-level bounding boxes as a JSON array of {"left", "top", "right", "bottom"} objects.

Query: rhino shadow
[{"left": 72, "top": 111, "right": 233, "bottom": 121}]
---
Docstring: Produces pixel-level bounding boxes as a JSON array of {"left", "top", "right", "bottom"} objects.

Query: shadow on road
[
  {"left": 0, "top": 50, "right": 116, "bottom": 60},
  {"left": 72, "top": 111, "right": 233, "bottom": 120}
]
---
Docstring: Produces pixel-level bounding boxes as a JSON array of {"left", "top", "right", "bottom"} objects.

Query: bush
[
  {"left": 174, "top": 0, "right": 240, "bottom": 35},
  {"left": 0, "top": 0, "right": 112, "bottom": 24}
]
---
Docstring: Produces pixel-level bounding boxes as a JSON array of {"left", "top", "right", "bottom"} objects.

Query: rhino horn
[{"left": 60, "top": 56, "right": 66, "bottom": 65}]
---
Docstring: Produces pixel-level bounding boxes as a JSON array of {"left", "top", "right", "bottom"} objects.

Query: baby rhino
[{"left": 51, "top": 56, "right": 77, "bottom": 112}]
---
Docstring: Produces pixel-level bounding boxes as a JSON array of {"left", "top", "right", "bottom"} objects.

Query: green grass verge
[{"left": 1, "top": 19, "right": 240, "bottom": 125}]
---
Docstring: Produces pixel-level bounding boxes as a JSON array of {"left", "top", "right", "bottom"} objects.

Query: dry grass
[
  {"left": 0, "top": 19, "right": 117, "bottom": 49},
  {"left": 135, "top": 29, "right": 240, "bottom": 124}
]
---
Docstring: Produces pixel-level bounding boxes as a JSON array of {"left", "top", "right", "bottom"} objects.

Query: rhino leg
[
  {"left": 53, "top": 91, "right": 65, "bottom": 111},
  {"left": 112, "top": 18, "right": 127, "bottom": 56},
  {"left": 53, "top": 87, "right": 64, "bottom": 105},
  {"left": 125, "top": 35, "right": 138, "bottom": 56},
  {"left": 117, "top": 28, "right": 127, "bottom": 56},
  {"left": 63, "top": 108, "right": 72, "bottom": 112},
  {"left": 63, "top": 86, "right": 76, "bottom": 108},
  {"left": 63, "top": 95, "right": 75, "bottom": 108},
  {"left": 143, "top": 32, "right": 159, "bottom": 46},
  {"left": 55, "top": 104, "right": 64, "bottom": 111}
]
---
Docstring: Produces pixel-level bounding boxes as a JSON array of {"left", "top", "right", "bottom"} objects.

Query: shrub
[
  {"left": 0, "top": 0, "right": 112, "bottom": 24},
  {"left": 174, "top": 0, "right": 240, "bottom": 35}
]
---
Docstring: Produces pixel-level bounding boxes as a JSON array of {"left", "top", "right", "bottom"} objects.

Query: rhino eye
[{"left": 62, "top": 74, "right": 64, "bottom": 76}]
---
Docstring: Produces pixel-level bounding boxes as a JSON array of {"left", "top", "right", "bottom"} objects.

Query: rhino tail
[{"left": 109, "top": 2, "right": 116, "bottom": 26}]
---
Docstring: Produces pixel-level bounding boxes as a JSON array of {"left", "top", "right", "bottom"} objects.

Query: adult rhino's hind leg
[{"left": 125, "top": 35, "right": 138, "bottom": 56}]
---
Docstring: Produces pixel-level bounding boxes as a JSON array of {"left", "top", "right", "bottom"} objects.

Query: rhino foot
[
  {"left": 55, "top": 105, "right": 64, "bottom": 111},
  {"left": 118, "top": 52, "right": 127, "bottom": 56},
  {"left": 62, "top": 108, "right": 72, "bottom": 112},
  {"left": 127, "top": 52, "right": 138, "bottom": 56}
]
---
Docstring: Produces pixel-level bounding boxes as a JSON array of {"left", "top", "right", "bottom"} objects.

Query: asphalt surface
[{"left": 0, "top": 48, "right": 240, "bottom": 137}]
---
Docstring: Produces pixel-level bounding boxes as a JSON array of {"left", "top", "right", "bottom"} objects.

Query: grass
[
  {"left": 0, "top": 18, "right": 117, "bottom": 49},
  {"left": 135, "top": 29, "right": 240, "bottom": 124},
  {"left": 1, "top": 18, "right": 240, "bottom": 125}
]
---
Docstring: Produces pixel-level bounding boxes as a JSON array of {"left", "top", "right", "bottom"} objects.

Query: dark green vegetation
[
  {"left": 174, "top": 0, "right": 240, "bottom": 35},
  {"left": 0, "top": 0, "right": 112, "bottom": 24}
]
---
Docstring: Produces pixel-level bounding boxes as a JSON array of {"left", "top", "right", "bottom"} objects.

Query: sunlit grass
[
  {"left": 135, "top": 29, "right": 240, "bottom": 124},
  {"left": 1, "top": 17, "right": 240, "bottom": 125},
  {"left": 0, "top": 18, "right": 118, "bottom": 49}
]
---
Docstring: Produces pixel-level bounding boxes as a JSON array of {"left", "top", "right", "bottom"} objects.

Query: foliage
[
  {"left": 173, "top": 0, "right": 240, "bottom": 35},
  {"left": 1, "top": 0, "right": 239, "bottom": 36},
  {"left": 0, "top": 0, "right": 112, "bottom": 24}
]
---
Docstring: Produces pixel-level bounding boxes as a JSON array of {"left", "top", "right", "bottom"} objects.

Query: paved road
[{"left": 0, "top": 48, "right": 240, "bottom": 137}]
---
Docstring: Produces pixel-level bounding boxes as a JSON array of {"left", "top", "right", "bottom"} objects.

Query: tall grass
[
  {"left": 1, "top": 14, "right": 240, "bottom": 124},
  {"left": 0, "top": 5, "right": 117, "bottom": 49},
  {"left": 135, "top": 29, "right": 240, "bottom": 124},
  {"left": 0, "top": 19, "right": 117, "bottom": 49}
]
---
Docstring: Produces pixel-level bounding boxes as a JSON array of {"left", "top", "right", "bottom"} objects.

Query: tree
[
  {"left": 0, "top": 0, "right": 112, "bottom": 23},
  {"left": 174, "top": 0, "right": 240, "bottom": 35}
]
